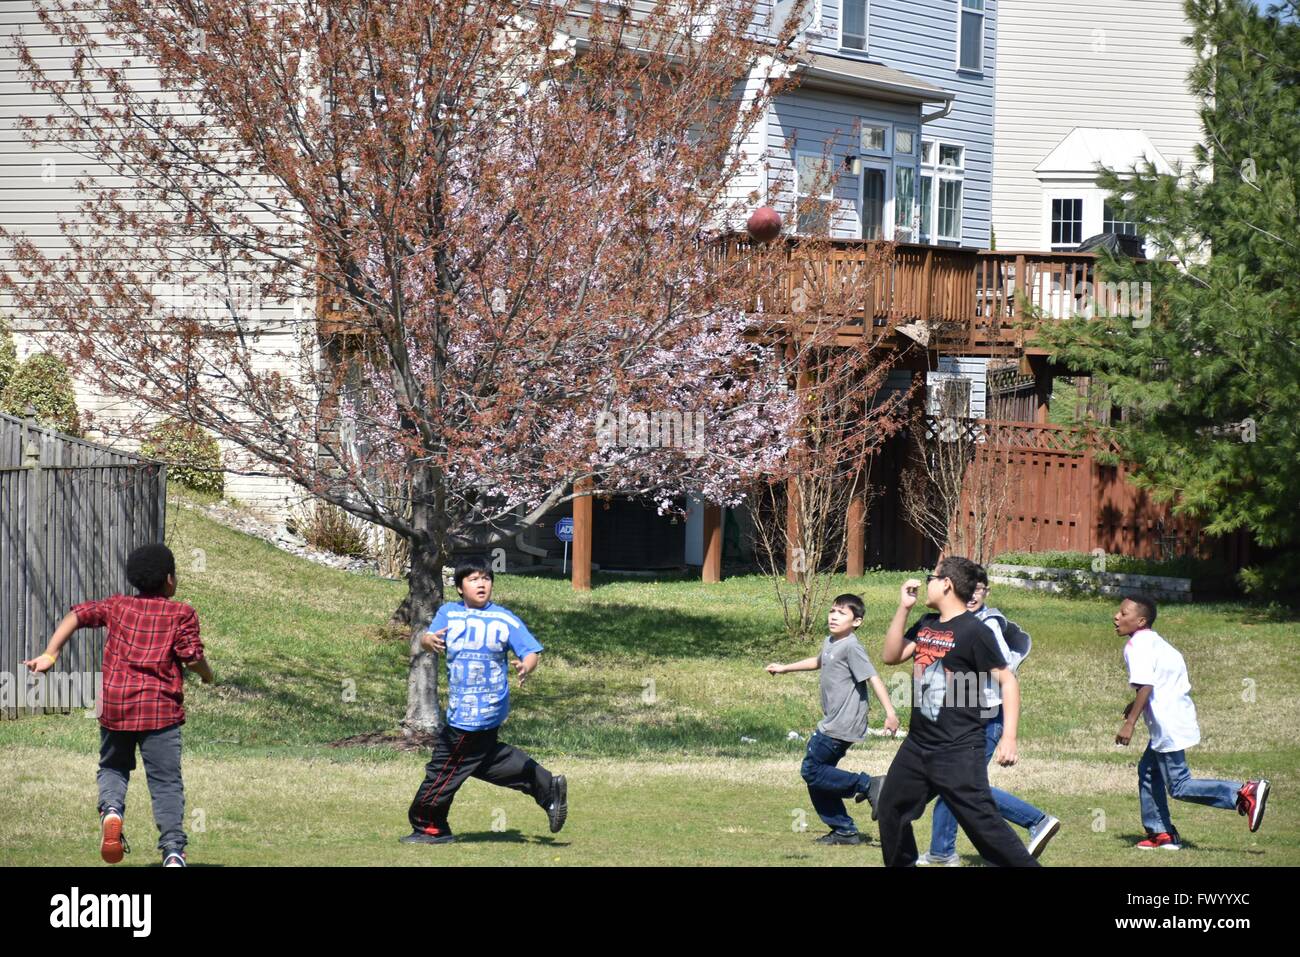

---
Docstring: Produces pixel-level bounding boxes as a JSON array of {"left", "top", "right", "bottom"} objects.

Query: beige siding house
[
  {"left": 1, "top": 2, "right": 304, "bottom": 515},
  {"left": 991, "top": 0, "right": 1203, "bottom": 251}
]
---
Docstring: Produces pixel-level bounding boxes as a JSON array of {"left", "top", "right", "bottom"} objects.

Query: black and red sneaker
[
  {"left": 400, "top": 825, "right": 456, "bottom": 845},
  {"left": 1237, "top": 780, "right": 1270, "bottom": 833}
]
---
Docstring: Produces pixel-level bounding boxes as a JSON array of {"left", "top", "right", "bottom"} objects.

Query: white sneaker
[
  {"left": 917, "top": 851, "right": 961, "bottom": 866},
  {"left": 163, "top": 851, "right": 186, "bottom": 867},
  {"left": 1027, "top": 815, "right": 1061, "bottom": 858}
]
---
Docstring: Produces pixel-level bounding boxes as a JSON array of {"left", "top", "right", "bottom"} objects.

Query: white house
[{"left": 991, "top": 0, "right": 1202, "bottom": 252}]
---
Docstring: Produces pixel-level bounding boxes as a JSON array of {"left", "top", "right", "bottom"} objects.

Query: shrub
[
  {"left": 140, "top": 419, "right": 224, "bottom": 495},
  {"left": 0, "top": 317, "right": 17, "bottom": 396},
  {"left": 287, "top": 500, "right": 371, "bottom": 558},
  {"left": 0, "top": 352, "right": 80, "bottom": 435}
]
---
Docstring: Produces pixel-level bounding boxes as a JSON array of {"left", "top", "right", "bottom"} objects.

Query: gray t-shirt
[{"left": 816, "top": 634, "right": 879, "bottom": 742}]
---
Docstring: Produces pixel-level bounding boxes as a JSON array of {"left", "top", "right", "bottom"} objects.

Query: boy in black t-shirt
[{"left": 876, "top": 556, "right": 1039, "bottom": 867}]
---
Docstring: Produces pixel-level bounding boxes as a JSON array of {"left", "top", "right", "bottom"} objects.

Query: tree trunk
[{"left": 401, "top": 486, "right": 445, "bottom": 737}]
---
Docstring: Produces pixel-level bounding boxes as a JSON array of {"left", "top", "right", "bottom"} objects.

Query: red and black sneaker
[
  {"left": 399, "top": 825, "right": 455, "bottom": 845},
  {"left": 1135, "top": 832, "right": 1181, "bottom": 850},
  {"left": 1236, "top": 780, "right": 1270, "bottom": 833},
  {"left": 100, "top": 809, "right": 130, "bottom": 864}
]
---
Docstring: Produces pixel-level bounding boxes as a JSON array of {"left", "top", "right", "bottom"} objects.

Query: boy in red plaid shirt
[{"left": 25, "top": 544, "right": 213, "bottom": 867}]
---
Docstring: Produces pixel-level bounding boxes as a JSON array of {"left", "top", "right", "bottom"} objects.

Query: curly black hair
[{"left": 126, "top": 543, "right": 176, "bottom": 596}]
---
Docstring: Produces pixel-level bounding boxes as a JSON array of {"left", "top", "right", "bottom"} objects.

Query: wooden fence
[
  {"left": 1, "top": 412, "right": 167, "bottom": 719},
  {"left": 951, "top": 420, "right": 1249, "bottom": 564}
]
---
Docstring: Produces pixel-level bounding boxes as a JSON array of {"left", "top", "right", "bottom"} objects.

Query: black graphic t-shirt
[{"left": 905, "top": 611, "right": 1008, "bottom": 750}]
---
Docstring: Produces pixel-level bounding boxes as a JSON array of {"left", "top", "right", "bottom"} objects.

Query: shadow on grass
[
  {"left": 446, "top": 830, "right": 567, "bottom": 846},
  {"left": 506, "top": 599, "right": 781, "bottom": 662}
]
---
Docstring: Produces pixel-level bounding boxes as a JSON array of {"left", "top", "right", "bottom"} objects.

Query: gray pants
[{"left": 98, "top": 723, "right": 186, "bottom": 853}]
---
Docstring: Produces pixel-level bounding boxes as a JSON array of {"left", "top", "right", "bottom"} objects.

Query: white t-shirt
[{"left": 1123, "top": 628, "right": 1200, "bottom": 752}]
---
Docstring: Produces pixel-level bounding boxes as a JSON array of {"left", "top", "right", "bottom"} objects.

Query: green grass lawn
[{"left": 2, "top": 495, "right": 1295, "bottom": 866}]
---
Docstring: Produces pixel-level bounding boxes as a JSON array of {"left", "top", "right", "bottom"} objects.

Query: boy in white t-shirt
[{"left": 1113, "top": 595, "right": 1270, "bottom": 850}]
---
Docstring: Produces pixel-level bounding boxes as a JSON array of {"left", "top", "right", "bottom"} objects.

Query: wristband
[{"left": 39, "top": 653, "right": 57, "bottom": 666}]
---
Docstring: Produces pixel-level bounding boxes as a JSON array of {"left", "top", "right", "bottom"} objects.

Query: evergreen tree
[{"left": 1040, "top": 0, "right": 1299, "bottom": 598}]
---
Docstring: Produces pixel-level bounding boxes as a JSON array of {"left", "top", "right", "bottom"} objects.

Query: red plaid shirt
[{"left": 72, "top": 595, "right": 205, "bottom": 731}]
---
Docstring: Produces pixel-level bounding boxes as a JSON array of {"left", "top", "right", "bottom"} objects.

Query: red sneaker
[
  {"left": 100, "top": 810, "right": 129, "bottom": 864},
  {"left": 1237, "top": 780, "right": 1270, "bottom": 833},
  {"left": 1136, "top": 832, "right": 1181, "bottom": 850}
]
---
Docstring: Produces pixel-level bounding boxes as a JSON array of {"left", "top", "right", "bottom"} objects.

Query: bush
[
  {"left": 0, "top": 317, "right": 17, "bottom": 396},
  {"left": 0, "top": 352, "right": 80, "bottom": 435},
  {"left": 287, "top": 500, "right": 371, "bottom": 558},
  {"left": 140, "top": 419, "right": 224, "bottom": 495}
]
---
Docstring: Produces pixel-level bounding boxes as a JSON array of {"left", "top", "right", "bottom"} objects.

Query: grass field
[{"left": 1, "top": 495, "right": 1295, "bottom": 866}]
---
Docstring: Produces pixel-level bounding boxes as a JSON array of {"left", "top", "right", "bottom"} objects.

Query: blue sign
[{"left": 555, "top": 517, "right": 574, "bottom": 543}]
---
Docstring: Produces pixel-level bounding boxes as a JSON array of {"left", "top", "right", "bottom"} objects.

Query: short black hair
[
  {"left": 832, "top": 593, "right": 866, "bottom": 622},
  {"left": 936, "top": 555, "right": 983, "bottom": 603},
  {"left": 974, "top": 565, "right": 990, "bottom": 587},
  {"left": 1123, "top": 593, "right": 1158, "bottom": 627},
  {"left": 453, "top": 554, "right": 494, "bottom": 590},
  {"left": 126, "top": 543, "right": 175, "bottom": 595}
]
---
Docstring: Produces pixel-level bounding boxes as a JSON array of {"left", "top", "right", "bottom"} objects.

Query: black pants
[
  {"left": 407, "top": 725, "right": 553, "bottom": 833},
  {"left": 878, "top": 736, "right": 1039, "bottom": 867}
]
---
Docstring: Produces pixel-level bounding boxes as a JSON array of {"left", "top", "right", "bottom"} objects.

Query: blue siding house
[{"left": 760, "top": 0, "right": 996, "bottom": 248}]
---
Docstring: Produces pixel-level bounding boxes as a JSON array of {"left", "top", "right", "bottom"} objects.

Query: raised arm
[{"left": 883, "top": 579, "right": 922, "bottom": 665}]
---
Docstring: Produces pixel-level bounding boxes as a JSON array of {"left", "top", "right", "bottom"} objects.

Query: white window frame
[
  {"left": 956, "top": 0, "right": 986, "bottom": 74},
  {"left": 920, "top": 137, "right": 965, "bottom": 245},
  {"left": 795, "top": 149, "right": 836, "bottom": 236},
  {"left": 839, "top": 0, "right": 869, "bottom": 53}
]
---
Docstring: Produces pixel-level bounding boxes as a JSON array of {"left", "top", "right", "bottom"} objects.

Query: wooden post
[
  {"left": 702, "top": 503, "right": 722, "bottom": 583},
  {"left": 846, "top": 485, "right": 865, "bottom": 577},
  {"left": 920, "top": 247, "right": 934, "bottom": 322},
  {"left": 572, "top": 478, "right": 592, "bottom": 592},
  {"left": 785, "top": 477, "right": 800, "bottom": 583}
]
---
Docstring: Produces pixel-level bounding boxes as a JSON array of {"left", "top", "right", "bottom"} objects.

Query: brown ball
[{"left": 746, "top": 206, "right": 782, "bottom": 243}]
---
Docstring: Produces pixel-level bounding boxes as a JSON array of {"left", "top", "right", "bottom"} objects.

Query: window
[
  {"left": 860, "top": 124, "right": 887, "bottom": 154},
  {"left": 796, "top": 152, "right": 835, "bottom": 235},
  {"left": 919, "top": 138, "right": 964, "bottom": 244},
  {"left": 1051, "top": 198, "right": 1084, "bottom": 249},
  {"left": 1103, "top": 201, "right": 1140, "bottom": 238},
  {"left": 894, "top": 165, "right": 916, "bottom": 241},
  {"left": 842, "top": 0, "right": 868, "bottom": 51},
  {"left": 895, "top": 129, "right": 915, "bottom": 156},
  {"left": 958, "top": 0, "right": 985, "bottom": 72}
]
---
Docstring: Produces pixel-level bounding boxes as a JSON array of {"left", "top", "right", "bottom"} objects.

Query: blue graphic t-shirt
[{"left": 429, "top": 601, "right": 543, "bottom": 731}]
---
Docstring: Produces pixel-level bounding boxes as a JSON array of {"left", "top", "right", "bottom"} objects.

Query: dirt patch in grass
[{"left": 329, "top": 730, "right": 436, "bottom": 752}]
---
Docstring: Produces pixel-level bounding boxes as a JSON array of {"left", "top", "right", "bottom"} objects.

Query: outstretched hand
[
  {"left": 421, "top": 627, "right": 448, "bottom": 655},
  {"left": 22, "top": 654, "right": 55, "bottom": 674}
]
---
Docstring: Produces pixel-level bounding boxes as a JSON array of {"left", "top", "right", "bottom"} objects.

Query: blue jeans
[
  {"left": 1138, "top": 745, "right": 1242, "bottom": 836},
  {"left": 927, "top": 708, "right": 1044, "bottom": 858},
  {"left": 801, "top": 731, "right": 871, "bottom": 832}
]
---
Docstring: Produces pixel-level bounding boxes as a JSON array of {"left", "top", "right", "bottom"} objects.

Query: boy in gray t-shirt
[{"left": 767, "top": 594, "right": 900, "bottom": 845}]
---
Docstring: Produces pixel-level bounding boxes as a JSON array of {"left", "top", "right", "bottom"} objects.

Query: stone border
[{"left": 987, "top": 563, "right": 1192, "bottom": 602}]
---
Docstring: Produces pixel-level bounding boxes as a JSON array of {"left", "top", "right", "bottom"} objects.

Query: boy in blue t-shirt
[{"left": 401, "top": 556, "right": 567, "bottom": 844}]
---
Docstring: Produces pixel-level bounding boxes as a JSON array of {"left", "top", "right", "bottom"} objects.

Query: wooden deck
[{"left": 721, "top": 235, "right": 1115, "bottom": 355}]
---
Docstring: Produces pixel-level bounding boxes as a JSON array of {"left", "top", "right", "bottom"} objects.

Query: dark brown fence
[{"left": 1, "top": 412, "right": 166, "bottom": 719}]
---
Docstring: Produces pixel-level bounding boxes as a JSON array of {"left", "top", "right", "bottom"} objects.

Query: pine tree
[{"left": 1040, "top": 0, "right": 1299, "bottom": 599}]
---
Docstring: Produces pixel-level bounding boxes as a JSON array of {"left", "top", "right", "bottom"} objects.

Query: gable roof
[{"left": 1035, "top": 128, "right": 1175, "bottom": 178}]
